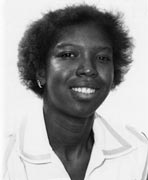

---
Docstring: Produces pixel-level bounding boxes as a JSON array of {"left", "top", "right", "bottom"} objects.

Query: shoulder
[
  {"left": 124, "top": 124, "right": 148, "bottom": 147},
  {"left": 124, "top": 125, "right": 148, "bottom": 179},
  {"left": 96, "top": 114, "right": 148, "bottom": 179},
  {"left": 95, "top": 114, "right": 148, "bottom": 158},
  {"left": 96, "top": 114, "right": 148, "bottom": 149}
]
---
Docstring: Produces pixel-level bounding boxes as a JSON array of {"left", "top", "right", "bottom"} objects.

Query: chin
[{"left": 68, "top": 105, "right": 98, "bottom": 118}]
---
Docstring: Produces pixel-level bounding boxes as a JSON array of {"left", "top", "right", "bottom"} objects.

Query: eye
[
  {"left": 96, "top": 55, "right": 111, "bottom": 63},
  {"left": 58, "top": 51, "right": 77, "bottom": 59}
]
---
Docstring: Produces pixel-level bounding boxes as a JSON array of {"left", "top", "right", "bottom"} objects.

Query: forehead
[{"left": 55, "top": 23, "right": 112, "bottom": 49}]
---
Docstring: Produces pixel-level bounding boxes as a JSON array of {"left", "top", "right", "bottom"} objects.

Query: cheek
[
  {"left": 97, "top": 65, "right": 114, "bottom": 87},
  {"left": 48, "top": 58, "right": 74, "bottom": 78},
  {"left": 46, "top": 64, "right": 71, "bottom": 93}
]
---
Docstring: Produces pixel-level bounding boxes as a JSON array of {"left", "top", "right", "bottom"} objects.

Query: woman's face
[{"left": 43, "top": 24, "right": 114, "bottom": 117}]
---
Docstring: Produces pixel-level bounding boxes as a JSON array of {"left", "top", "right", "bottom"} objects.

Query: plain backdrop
[{"left": 2, "top": 0, "right": 148, "bottom": 137}]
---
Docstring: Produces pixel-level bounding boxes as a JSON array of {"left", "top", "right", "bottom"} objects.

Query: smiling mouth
[{"left": 71, "top": 87, "right": 96, "bottom": 94}]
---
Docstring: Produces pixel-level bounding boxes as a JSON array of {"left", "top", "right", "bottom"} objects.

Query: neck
[{"left": 43, "top": 102, "right": 94, "bottom": 160}]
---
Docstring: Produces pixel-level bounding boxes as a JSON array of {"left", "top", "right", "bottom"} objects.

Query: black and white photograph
[{"left": 2, "top": 0, "right": 148, "bottom": 179}]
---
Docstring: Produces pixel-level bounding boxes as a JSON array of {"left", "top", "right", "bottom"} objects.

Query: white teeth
[{"left": 72, "top": 87, "right": 96, "bottom": 94}]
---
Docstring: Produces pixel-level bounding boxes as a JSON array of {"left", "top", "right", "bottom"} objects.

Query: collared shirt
[{"left": 3, "top": 103, "right": 148, "bottom": 180}]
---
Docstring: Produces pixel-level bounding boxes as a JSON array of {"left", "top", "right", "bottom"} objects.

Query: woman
[{"left": 4, "top": 4, "right": 148, "bottom": 180}]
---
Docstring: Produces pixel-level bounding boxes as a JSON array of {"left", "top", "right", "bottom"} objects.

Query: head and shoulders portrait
[{"left": 3, "top": 0, "right": 148, "bottom": 180}]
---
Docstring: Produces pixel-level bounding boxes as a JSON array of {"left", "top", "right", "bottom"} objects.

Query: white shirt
[{"left": 3, "top": 104, "right": 148, "bottom": 180}]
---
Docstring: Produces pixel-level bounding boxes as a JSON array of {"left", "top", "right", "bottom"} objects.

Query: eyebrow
[{"left": 55, "top": 42, "right": 112, "bottom": 52}]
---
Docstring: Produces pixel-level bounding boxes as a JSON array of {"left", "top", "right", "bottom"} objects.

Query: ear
[{"left": 36, "top": 69, "right": 46, "bottom": 86}]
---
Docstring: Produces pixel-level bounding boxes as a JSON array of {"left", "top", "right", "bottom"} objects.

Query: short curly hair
[{"left": 18, "top": 4, "right": 133, "bottom": 98}]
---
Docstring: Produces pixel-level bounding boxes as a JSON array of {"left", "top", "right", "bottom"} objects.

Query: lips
[
  {"left": 71, "top": 87, "right": 96, "bottom": 94},
  {"left": 68, "top": 79, "right": 100, "bottom": 100}
]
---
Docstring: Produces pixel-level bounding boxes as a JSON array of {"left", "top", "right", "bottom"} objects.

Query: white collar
[{"left": 17, "top": 103, "right": 136, "bottom": 164}]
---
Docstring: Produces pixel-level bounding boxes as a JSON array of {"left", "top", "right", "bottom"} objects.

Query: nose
[{"left": 76, "top": 59, "right": 98, "bottom": 78}]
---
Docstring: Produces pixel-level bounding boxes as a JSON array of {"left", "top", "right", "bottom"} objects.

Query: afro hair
[{"left": 18, "top": 4, "right": 134, "bottom": 98}]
